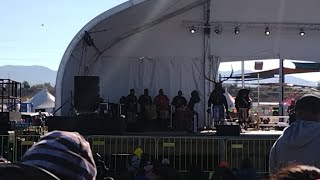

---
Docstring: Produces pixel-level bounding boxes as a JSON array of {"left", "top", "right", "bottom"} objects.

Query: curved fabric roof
[{"left": 56, "top": 0, "right": 320, "bottom": 124}]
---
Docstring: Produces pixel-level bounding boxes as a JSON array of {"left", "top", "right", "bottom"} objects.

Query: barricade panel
[
  {"left": 86, "top": 135, "right": 157, "bottom": 171},
  {"left": 0, "top": 135, "right": 11, "bottom": 161},
  {"left": 14, "top": 135, "right": 41, "bottom": 161},
  {"left": 226, "top": 138, "right": 277, "bottom": 174},
  {"left": 157, "top": 137, "right": 223, "bottom": 172}
]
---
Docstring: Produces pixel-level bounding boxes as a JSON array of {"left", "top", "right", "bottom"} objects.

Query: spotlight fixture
[
  {"left": 234, "top": 27, "right": 240, "bottom": 34},
  {"left": 299, "top": 29, "right": 305, "bottom": 36},
  {"left": 265, "top": 27, "right": 270, "bottom": 36},
  {"left": 214, "top": 27, "right": 221, "bottom": 34},
  {"left": 190, "top": 26, "right": 196, "bottom": 34}
]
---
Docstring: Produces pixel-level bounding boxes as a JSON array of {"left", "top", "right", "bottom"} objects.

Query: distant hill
[
  {"left": 0, "top": 65, "right": 57, "bottom": 85},
  {"left": 220, "top": 70, "right": 318, "bottom": 87}
]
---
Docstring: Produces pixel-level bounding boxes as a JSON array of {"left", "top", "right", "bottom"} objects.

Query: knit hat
[
  {"left": 134, "top": 147, "right": 143, "bottom": 159},
  {"left": 21, "top": 131, "right": 97, "bottom": 180}
]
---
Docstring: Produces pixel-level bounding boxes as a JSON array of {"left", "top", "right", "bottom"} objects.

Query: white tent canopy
[
  {"left": 56, "top": 0, "right": 320, "bottom": 128},
  {"left": 27, "top": 89, "right": 55, "bottom": 112}
]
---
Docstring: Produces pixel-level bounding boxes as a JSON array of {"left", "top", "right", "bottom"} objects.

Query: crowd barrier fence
[{"left": 8, "top": 134, "right": 279, "bottom": 175}]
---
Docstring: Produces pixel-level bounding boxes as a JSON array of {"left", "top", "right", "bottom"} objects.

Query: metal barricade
[
  {"left": 14, "top": 135, "right": 41, "bottom": 161},
  {"left": 86, "top": 135, "right": 157, "bottom": 171},
  {"left": 157, "top": 137, "right": 224, "bottom": 172},
  {"left": 225, "top": 137, "right": 277, "bottom": 175},
  {"left": 0, "top": 135, "right": 11, "bottom": 160}
]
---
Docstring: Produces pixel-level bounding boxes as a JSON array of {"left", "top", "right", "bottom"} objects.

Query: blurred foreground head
[
  {"left": 295, "top": 94, "right": 320, "bottom": 121},
  {"left": 271, "top": 164, "right": 320, "bottom": 180},
  {"left": 21, "top": 130, "right": 97, "bottom": 180}
]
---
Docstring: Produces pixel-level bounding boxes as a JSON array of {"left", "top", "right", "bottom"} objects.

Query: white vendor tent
[
  {"left": 56, "top": 0, "right": 320, "bottom": 128},
  {"left": 27, "top": 89, "right": 55, "bottom": 113}
]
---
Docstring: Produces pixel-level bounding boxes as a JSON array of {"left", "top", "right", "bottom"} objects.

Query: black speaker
[
  {"left": 216, "top": 125, "right": 240, "bottom": 136},
  {"left": 74, "top": 76, "right": 100, "bottom": 113},
  {"left": 0, "top": 112, "right": 10, "bottom": 134}
]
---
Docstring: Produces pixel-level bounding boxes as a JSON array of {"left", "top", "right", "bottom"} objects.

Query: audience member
[
  {"left": 269, "top": 94, "right": 320, "bottom": 174},
  {"left": 20, "top": 130, "right": 97, "bottom": 180},
  {"left": 128, "top": 147, "right": 143, "bottom": 175},
  {"left": 235, "top": 158, "right": 256, "bottom": 180},
  {"left": 270, "top": 164, "right": 320, "bottom": 180},
  {"left": 211, "top": 161, "right": 236, "bottom": 180}
]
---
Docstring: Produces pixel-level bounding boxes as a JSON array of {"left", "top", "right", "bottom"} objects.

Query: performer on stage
[
  {"left": 186, "top": 90, "right": 200, "bottom": 132},
  {"left": 172, "top": 91, "right": 188, "bottom": 110},
  {"left": 154, "top": 89, "right": 169, "bottom": 129},
  {"left": 172, "top": 91, "right": 188, "bottom": 129},
  {"left": 138, "top": 89, "right": 152, "bottom": 113},
  {"left": 126, "top": 89, "right": 138, "bottom": 124},
  {"left": 207, "top": 84, "right": 229, "bottom": 127},
  {"left": 235, "top": 89, "right": 252, "bottom": 129},
  {"left": 138, "top": 89, "right": 156, "bottom": 129}
]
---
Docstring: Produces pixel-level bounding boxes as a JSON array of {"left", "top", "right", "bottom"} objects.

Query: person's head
[
  {"left": 161, "top": 158, "right": 170, "bottom": 166},
  {"left": 134, "top": 147, "right": 143, "bottom": 159},
  {"left": 271, "top": 164, "right": 320, "bottom": 180},
  {"left": 144, "top": 89, "right": 149, "bottom": 95},
  {"left": 130, "top": 89, "right": 135, "bottom": 95},
  {"left": 240, "top": 158, "right": 253, "bottom": 169},
  {"left": 159, "top": 89, "right": 164, "bottom": 95},
  {"left": 291, "top": 100, "right": 296, "bottom": 106},
  {"left": 21, "top": 130, "right": 97, "bottom": 180},
  {"left": 178, "top": 91, "right": 182, "bottom": 97},
  {"left": 295, "top": 94, "right": 320, "bottom": 121}
]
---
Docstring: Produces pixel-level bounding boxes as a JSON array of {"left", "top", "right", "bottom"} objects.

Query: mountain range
[
  {"left": 0, "top": 65, "right": 57, "bottom": 85},
  {"left": 0, "top": 66, "right": 317, "bottom": 87},
  {"left": 220, "top": 70, "right": 318, "bottom": 87}
]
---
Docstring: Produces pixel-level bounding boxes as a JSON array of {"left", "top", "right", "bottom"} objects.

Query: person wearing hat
[
  {"left": 128, "top": 147, "right": 143, "bottom": 175},
  {"left": 269, "top": 94, "right": 320, "bottom": 175},
  {"left": 0, "top": 130, "right": 97, "bottom": 180}
]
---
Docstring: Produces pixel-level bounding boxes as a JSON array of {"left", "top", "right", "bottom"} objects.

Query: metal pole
[
  {"left": 258, "top": 73, "right": 260, "bottom": 113},
  {"left": 241, "top": 60, "right": 245, "bottom": 88},
  {"left": 279, "top": 59, "right": 284, "bottom": 120}
]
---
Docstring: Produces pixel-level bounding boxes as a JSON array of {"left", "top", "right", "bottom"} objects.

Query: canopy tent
[
  {"left": 26, "top": 89, "right": 55, "bottom": 112},
  {"left": 56, "top": 0, "right": 320, "bottom": 128}
]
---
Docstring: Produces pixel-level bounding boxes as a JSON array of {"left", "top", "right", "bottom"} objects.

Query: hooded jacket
[{"left": 269, "top": 120, "right": 320, "bottom": 174}]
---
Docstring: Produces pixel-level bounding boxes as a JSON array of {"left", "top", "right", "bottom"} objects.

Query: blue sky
[
  {"left": 0, "top": 0, "right": 126, "bottom": 70},
  {"left": 0, "top": 0, "right": 319, "bottom": 82}
]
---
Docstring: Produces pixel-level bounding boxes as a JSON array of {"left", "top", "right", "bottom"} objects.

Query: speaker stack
[
  {"left": 48, "top": 76, "right": 125, "bottom": 135},
  {"left": 0, "top": 112, "right": 10, "bottom": 134}
]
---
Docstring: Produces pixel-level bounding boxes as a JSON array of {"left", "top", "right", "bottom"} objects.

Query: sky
[
  {"left": 0, "top": 0, "right": 319, "bottom": 82},
  {"left": 0, "top": 0, "right": 127, "bottom": 70}
]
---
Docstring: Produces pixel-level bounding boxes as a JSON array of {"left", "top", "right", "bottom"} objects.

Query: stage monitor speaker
[
  {"left": 74, "top": 76, "right": 100, "bottom": 113},
  {"left": 216, "top": 125, "right": 240, "bottom": 136}
]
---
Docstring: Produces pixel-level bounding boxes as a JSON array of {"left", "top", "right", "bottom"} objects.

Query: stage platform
[{"left": 123, "top": 129, "right": 283, "bottom": 138}]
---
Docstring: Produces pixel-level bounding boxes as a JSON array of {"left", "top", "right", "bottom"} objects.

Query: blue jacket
[{"left": 269, "top": 120, "right": 320, "bottom": 174}]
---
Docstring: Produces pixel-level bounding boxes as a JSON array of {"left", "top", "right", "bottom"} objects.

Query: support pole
[
  {"left": 203, "top": 0, "right": 211, "bottom": 129},
  {"left": 241, "top": 60, "right": 245, "bottom": 88},
  {"left": 279, "top": 59, "right": 284, "bottom": 120}
]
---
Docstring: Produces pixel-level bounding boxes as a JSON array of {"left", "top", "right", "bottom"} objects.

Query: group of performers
[
  {"left": 121, "top": 89, "right": 200, "bottom": 131},
  {"left": 115, "top": 84, "right": 253, "bottom": 131},
  {"left": 207, "top": 83, "right": 252, "bottom": 129}
]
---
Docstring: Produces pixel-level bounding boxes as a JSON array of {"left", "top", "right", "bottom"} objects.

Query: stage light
[
  {"left": 265, "top": 27, "right": 270, "bottom": 36},
  {"left": 214, "top": 27, "right": 221, "bottom": 34},
  {"left": 299, "top": 29, "right": 305, "bottom": 36},
  {"left": 234, "top": 27, "right": 240, "bottom": 34},
  {"left": 190, "top": 27, "right": 196, "bottom": 34}
]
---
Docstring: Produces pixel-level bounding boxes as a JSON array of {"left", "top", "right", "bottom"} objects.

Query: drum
[
  {"left": 145, "top": 104, "right": 157, "bottom": 120},
  {"left": 174, "top": 107, "right": 186, "bottom": 129}
]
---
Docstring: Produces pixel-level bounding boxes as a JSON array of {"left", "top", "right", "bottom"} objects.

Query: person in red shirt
[{"left": 154, "top": 89, "right": 169, "bottom": 129}]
